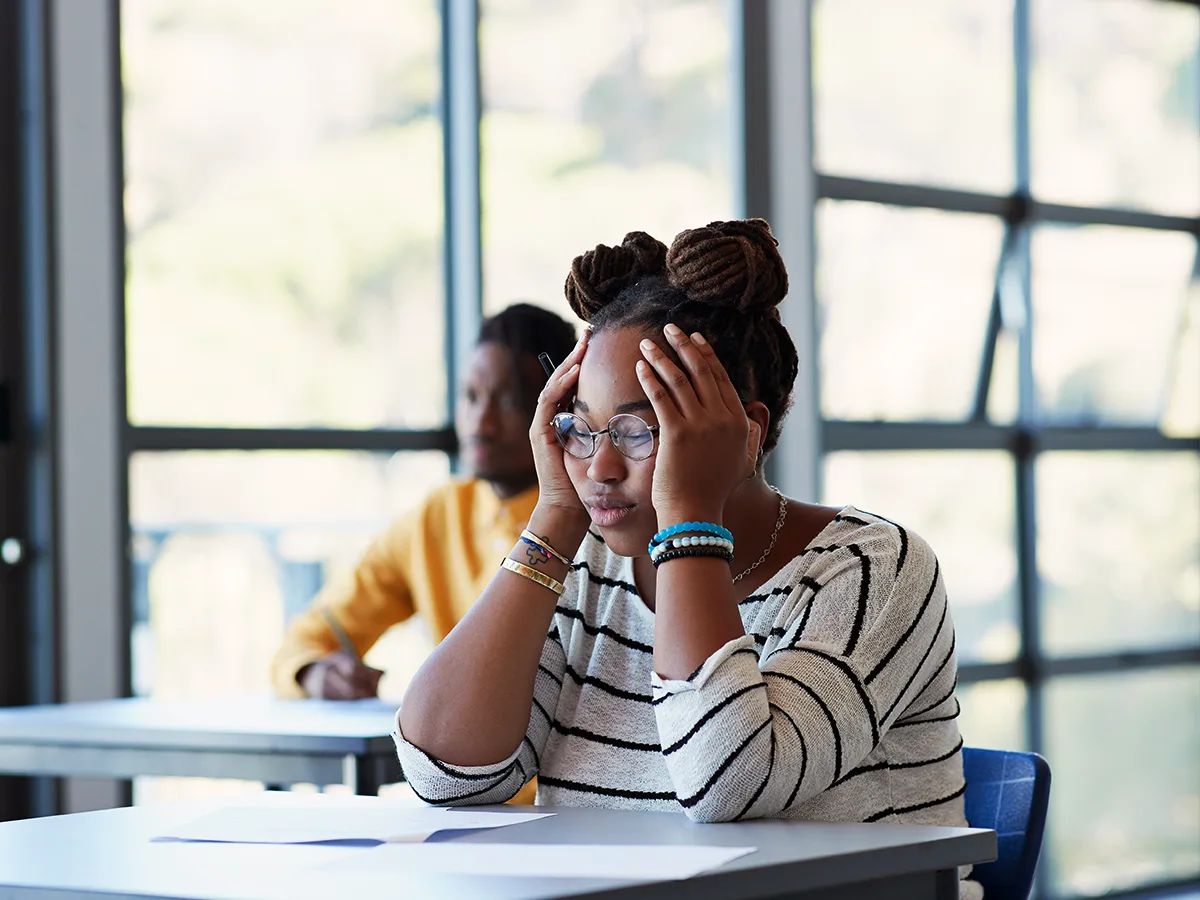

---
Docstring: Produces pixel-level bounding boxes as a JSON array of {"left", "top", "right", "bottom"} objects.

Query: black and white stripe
[{"left": 395, "top": 506, "right": 969, "bottom": 839}]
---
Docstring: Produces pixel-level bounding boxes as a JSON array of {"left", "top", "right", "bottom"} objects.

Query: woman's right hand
[{"left": 529, "top": 331, "right": 589, "bottom": 518}]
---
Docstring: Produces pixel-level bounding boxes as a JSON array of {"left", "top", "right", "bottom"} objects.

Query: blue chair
[{"left": 962, "top": 747, "right": 1052, "bottom": 900}]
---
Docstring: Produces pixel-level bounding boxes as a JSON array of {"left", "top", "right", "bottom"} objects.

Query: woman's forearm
[
  {"left": 653, "top": 554, "right": 746, "bottom": 679},
  {"left": 398, "top": 508, "right": 589, "bottom": 766},
  {"left": 651, "top": 503, "right": 745, "bottom": 680}
]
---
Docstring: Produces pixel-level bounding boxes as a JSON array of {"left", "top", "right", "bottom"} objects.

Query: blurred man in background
[{"left": 271, "top": 303, "right": 577, "bottom": 701}]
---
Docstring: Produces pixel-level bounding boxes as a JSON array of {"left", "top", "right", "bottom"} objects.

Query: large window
[
  {"left": 119, "top": 0, "right": 735, "bottom": 801},
  {"left": 111, "top": 1, "right": 1199, "bottom": 896},
  {"left": 813, "top": 1, "right": 1200, "bottom": 897},
  {"left": 121, "top": 0, "right": 449, "bottom": 803}
]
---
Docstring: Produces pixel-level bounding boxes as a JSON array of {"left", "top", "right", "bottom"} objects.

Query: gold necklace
[{"left": 732, "top": 487, "right": 787, "bottom": 584}]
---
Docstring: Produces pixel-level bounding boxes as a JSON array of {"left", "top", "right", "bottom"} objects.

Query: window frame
[{"left": 810, "top": 0, "right": 1200, "bottom": 896}]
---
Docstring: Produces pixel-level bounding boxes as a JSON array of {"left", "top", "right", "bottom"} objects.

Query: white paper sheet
[
  {"left": 155, "top": 807, "right": 551, "bottom": 845},
  {"left": 319, "top": 842, "right": 757, "bottom": 881}
]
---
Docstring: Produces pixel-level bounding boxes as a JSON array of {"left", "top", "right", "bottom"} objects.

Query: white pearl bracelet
[{"left": 650, "top": 535, "right": 734, "bottom": 562}]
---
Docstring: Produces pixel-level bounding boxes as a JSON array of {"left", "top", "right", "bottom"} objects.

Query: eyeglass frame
[{"left": 551, "top": 411, "right": 661, "bottom": 461}]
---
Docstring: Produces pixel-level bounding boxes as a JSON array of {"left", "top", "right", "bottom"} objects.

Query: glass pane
[
  {"left": 122, "top": 1, "right": 445, "bottom": 428},
  {"left": 956, "top": 680, "right": 1026, "bottom": 752},
  {"left": 813, "top": 0, "right": 1014, "bottom": 193},
  {"left": 1163, "top": 271, "right": 1200, "bottom": 439},
  {"left": 1044, "top": 667, "right": 1200, "bottom": 896},
  {"left": 128, "top": 450, "right": 449, "bottom": 702},
  {"left": 479, "top": 0, "right": 733, "bottom": 319},
  {"left": 817, "top": 202, "right": 1005, "bottom": 421},
  {"left": 1032, "top": 0, "right": 1200, "bottom": 216},
  {"left": 986, "top": 327, "right": 1020, "bottom": 426},
  {"left": 823, "top": 452, "right": 1018, "bottom": 665},
  {"left": 1032, "top": 224, "right": 1196, "bottom": 427},
  {"left": 1039, "top": 452, "right": 1200, "bottom": 657}
]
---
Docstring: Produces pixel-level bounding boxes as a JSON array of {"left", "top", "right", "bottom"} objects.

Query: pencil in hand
[{"left": 321, "top": 608, "right": 362, "bottom": 664}]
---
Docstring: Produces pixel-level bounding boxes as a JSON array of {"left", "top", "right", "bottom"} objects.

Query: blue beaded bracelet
[{"left": 648, "top": 521, "right": 733, "bottom": 555}]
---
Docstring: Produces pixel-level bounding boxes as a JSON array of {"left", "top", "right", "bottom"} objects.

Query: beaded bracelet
[
  {"left": 651, "top": 546, "right": 734, "bottom": 569},
  {"left": 648, "top": 521, "right": 733, "bottom": 556},
  {"left": 650, "top": 536, "right": 734, "bottom": 563}
]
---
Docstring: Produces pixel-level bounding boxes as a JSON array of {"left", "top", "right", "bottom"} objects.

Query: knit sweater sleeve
[
  {"left": 392, "top": 624, "right": 566, "bottom": 805},
  {"left": 651, "top": 520, "right": 954, "bottom": 823}
]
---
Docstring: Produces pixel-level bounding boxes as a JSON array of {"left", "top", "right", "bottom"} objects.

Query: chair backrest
[{"left": 962, "top": 747, "right": 1052, "bottom": 900}]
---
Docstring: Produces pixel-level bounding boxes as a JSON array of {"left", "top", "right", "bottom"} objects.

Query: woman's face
[{"left": 562, "top": 327, "right": 660, "bottom": 557}]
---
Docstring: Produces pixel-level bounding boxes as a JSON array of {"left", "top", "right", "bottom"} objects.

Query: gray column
[
  {"left": 49, "top": 0, "right": 128, "bottom": 814},
  {"left": 736, "top": 0, "right": 819, "bottom": 501}
]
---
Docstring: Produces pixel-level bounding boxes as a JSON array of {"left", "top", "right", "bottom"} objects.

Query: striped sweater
[{"left": 395, "top": 507, "right": 979, "bottom": 897}]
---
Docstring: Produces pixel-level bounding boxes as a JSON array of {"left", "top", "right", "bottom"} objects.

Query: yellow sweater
[{"left": 271, "top": 478, "right": 539, "bottom": 698}]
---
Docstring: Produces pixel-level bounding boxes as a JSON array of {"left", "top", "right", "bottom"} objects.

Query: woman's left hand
[{"left": 636, "top": 324, "right": 759, "bottom": 527}]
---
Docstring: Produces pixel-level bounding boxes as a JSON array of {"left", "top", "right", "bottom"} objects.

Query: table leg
[
  {"left": 933, "top": 868, "right": 959, "bottom": 900},
  {"left": 341, "top": 755, "right": 380, "bottom": 796},
  {"left": 353, "top": 754, "right": 381, "bottom": 796}
]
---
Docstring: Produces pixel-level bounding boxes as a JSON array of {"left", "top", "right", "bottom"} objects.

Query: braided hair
[
  {"left": 477, "top": 303, "right": 578, "bottom": 406},
  {"left": 563, "top": 219, "right": 798, "bottom": 454}
]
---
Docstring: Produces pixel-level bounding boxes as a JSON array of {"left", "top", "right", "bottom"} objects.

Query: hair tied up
[
  {"left": 565, "top": 231, "right": 668, "bottom": 322},
  {"left": 666, "top": 218, "right": 787, "bottom": 314}
]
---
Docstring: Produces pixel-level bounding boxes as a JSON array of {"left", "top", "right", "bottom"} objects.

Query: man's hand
[{"left": 298, "top": 652, "right": 384, "bottom": 700}]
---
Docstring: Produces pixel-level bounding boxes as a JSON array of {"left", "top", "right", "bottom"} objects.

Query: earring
[{"left": 748, "top": 446, "right": 763, "bottom": 479}]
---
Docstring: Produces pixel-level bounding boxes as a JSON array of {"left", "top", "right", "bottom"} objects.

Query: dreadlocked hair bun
[
  {"left": 665, "top": 218, "right": 787, "bottom": 315},
  {"left": 559, "top": 218, "right": 798, "bottom": 456},
  {"left": 565, "top": 230, "right": 668, "bottom": 322}
]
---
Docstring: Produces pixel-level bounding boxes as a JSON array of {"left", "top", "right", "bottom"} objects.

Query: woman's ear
[{"left": 743, "top": 401, "right": 770, "bottom": 468}]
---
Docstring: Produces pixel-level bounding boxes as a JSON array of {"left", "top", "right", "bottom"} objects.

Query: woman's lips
[{"left": 587, "top": 504, "right": 635, "bottom": 527}]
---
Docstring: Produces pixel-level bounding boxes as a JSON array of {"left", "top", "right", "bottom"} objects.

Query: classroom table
[
  {"left": 0, "top": 791, "right": 995, "bottom": 900},
  {"left": 0, "top": 697, "right": 403, "bottom": 795}
]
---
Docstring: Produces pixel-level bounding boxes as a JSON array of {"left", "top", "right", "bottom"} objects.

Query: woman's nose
[{"left": 586, "top": 433, "right": 626, "bottom": 484}]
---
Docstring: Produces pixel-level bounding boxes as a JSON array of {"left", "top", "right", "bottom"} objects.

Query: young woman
[{"left": 396, "top": 221, "right": 971, "bottom": 883}]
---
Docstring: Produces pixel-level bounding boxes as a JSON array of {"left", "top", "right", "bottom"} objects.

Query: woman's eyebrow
[
  {"left": 615, "top": 399, "right": 653, "bottom": 414},
  {"left": 572, "top": 399, "right": 653, "bottom": 414}
]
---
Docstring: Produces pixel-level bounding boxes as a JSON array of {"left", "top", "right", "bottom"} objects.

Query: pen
[
  {"left": 539, "top": 352, "right": 570, "bottom": 413},
  {"left": 321, "top": 608, "right": 362, "bottom": 664}
]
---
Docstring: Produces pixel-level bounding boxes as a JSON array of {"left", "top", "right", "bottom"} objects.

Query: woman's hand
[
  {"left": 529, "top": 330, "right": 590, "bottom": 520},
  {"left": 636, "top": 324, "right": 758, "bottom": 526}
]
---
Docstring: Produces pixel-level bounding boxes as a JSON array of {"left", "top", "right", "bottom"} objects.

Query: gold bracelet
[
  {"left": 520, "top": 530, "right": 572, "bottom": 566},
  {"left": 501, "top": 557, "right": 565, "bottom": 596}
]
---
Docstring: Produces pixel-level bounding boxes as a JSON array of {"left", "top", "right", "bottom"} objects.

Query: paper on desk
[
  {"left": 156, "top": 807, "right": 551, "bottom": 845},
  {"left": 320, "top": 842, "right": 757, "bottom": 881}
]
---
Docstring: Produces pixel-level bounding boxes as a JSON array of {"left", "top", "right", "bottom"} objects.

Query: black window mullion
[
  {"left": 1012, "top": 2, "right": 1052, "bottom": 891},
  {"left": 124, "top": 426, "right": 457, "bottom": 455},
  {"left": 823, "top": 422, "right": 1200, "bottom": 454},
  {"left": 1012, "top": 0, "right": 1042, "bottom": 761},
  {"left": 817, "top": 174, "right": 1200, "bottom": 236}
]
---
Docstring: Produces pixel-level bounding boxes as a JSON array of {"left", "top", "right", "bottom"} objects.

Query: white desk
[
  {"left": 0, "top": 792, "right": 995, "bottom": 899},
  {"left": 0, "top": 697, "right": 402, "bottom": 794}
]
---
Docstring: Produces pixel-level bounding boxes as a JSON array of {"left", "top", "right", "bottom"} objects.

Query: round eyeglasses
[{"left": 552, "top": 412, "right": 660, "bottom": 461}]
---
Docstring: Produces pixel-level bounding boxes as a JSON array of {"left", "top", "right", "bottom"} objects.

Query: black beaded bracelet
[{"left": 651, "top": 546, "right": 734, "bottom": 569}]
